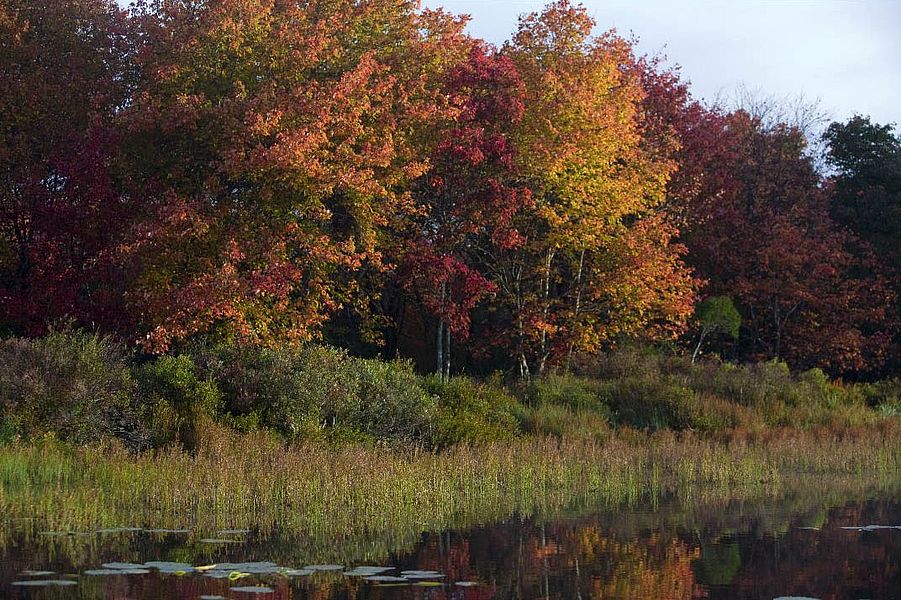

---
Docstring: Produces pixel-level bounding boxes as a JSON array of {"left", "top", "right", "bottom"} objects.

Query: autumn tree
[
  {"left": 824, "top": 116, "right": 901, "bottom": 374},
  {"left": 395, "top": 44, "right": 530, "bottom": 377},
  {"left": 118, "top": 0, "right": 470, "bottom": 352},
  {"left": 0, "top": 0, "right": 134, "bottom": 335},
  {"left": 673, "top": 109, "right": 893, "bottom": 372},
  {"left": 493, "top": 1, "right": 695, "bottom": 377}
]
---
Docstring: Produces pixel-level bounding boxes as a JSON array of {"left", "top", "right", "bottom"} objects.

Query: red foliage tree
[
  {"left": 0, "top": 0, "right": 134, "bottom": 334},
  {"left": 672, "top": 109, "right": 894, "bottom": 372},
  {"left": 396, "top": 44, "right": 530, "bottom": 375}
]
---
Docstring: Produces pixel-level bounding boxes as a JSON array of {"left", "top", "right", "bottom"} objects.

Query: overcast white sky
[{"left": 420, "top": 0, "right": 901, "bottom": 127}]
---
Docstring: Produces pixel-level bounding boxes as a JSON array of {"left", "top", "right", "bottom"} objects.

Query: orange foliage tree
[
  {"left": 494, "top": 1, "right": 696, "bottom": 377},
  {"left": 118, "top": 0, "right": 470, "bottom": 352}
]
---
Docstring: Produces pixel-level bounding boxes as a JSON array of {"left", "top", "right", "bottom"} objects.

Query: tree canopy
[{"left": 0, "top": 0, "right": 896, "bottom": 378}]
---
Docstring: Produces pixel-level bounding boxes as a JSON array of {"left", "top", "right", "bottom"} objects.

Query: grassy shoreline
[
  {"left": 2, "top": 332, "right": 900, "bottom": 567},
  {"left": 3, "top": 424, "right": 898, "bottom": 541}
]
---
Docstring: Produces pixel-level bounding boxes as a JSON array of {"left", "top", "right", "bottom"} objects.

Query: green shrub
[
  {"left": 346, "top": 357, "right": 437, "bottom": 443},
  {"left": 687, "top": 360, "right": 792, "bottom": 409},
  {"left": 518, "top": 404, "right": 610, "bottom": 441},
  {"left": 0, "top": 329, "right": 140, "bottom": 446},
  {"left": 522, "top": 373, "right": 611, "bottom": 417},
  {"left": 679, "top": 392, "right": 764, "bottom": 432},
  {"left": 202, "top": 344, "right": 329, "bottom": 440},
  {"left": 859, "top": 379, "right": 901, "bottom": 410},
  {"left": 424, "top": 375, "right": 521, "bottom": 447},
  {"left": 135, "top": 354, "right": 222, "bottom": 450},
  {"left": 603, "top": 378, "right": 696, "bottom": 430},
  {"left": 590, "top": 343, "right": 666, "bottom": 381},
  {"left": 0, "top": 417, "right": 19, "bottom": 445},
  {"left": 199, "top": 344, "right": 437, "bottom": 445}
]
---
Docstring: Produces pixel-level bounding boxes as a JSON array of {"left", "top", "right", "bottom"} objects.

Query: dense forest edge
[
  {"left": 1, "top": 328, "right": 900, "bottom": 451},
  {"left": 1, "top": 0, "right": 900, "bottom": 497}
]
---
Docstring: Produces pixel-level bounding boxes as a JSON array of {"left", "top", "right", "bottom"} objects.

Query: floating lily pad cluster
[{"left": 12, "top": 559, "right": 480, "bottom": 591}]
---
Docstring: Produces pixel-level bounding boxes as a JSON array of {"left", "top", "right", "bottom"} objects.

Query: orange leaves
[
  {"left": 115, "top": 0, "right": 472, "bottom": 351},
  {"left": 480, "top": 1, "right": 695, "bottom": 373}
]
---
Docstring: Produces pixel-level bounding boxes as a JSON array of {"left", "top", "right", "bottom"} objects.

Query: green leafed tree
[{"left": 691, "top": 296, "right": 741, "bottom": 363}]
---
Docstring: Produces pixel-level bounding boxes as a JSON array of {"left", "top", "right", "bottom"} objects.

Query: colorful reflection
[{"left": 2, "top": 496, "right": 899, "bottom": 599}]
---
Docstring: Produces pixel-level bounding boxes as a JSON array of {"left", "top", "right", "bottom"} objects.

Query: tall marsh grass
[{"left": 1, "top": 423, "right": 898, "bottom": 546}]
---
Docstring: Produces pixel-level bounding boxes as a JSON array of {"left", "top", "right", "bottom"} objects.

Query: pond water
[{"left": 2, "top": 487, "right": 899, "bottom": 599}]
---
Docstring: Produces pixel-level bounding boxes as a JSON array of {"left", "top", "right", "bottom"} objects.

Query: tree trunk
[
  {"left": 537, "top": 249, "right": 555, "bottom": 377},
  {"left": 691, "top": 327, "right": 708, "bottom": 363},
  {"left": 436, "top": 281, "right": 446, "bottom": 377},
  {"left": 436, "top": 316, "right": 444, "bottom": 377},
  {"left": 565, "top": 249, "right": 586, "bottom": 372},
  {"left": 442, "top": 322, "right": 451, "bottom": 380}
]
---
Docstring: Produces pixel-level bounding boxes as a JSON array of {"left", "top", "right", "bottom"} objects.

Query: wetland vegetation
[
  {"left": 1, "top": 331, "right": 898, "bottom": 559},
  {"left": 2, "top": 0, "right": 901, "bottom": 596}
]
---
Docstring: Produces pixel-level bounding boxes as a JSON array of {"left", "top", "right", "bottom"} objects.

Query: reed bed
[{"left": 1, "top": 424, "right": 898, "bottom": 544}]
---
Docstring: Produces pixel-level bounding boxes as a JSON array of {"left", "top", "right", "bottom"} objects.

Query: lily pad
[
  {"left": 84, "top": 568, "right": 150, "bottom": 576},
  {"left": 401, "top": 570, "right": 444, "bottom": 579},
  {"left": 20, "top": 570, "right": 56, "bottom": 577},
  {"left": 455, "top": 581, "right": 480, "bottom": 587},
  {"left": 203, "top": 570, "right": 233, "bottom": 579},
  {"left": 344, "top": 566, "right": 395, "bottom": 576},
  {"left": 199, "top": 538, "right": 241, "bottom": 544},
  {"left": 144, "top": 561, "right": 195, "bottom": 574},
  {"left": 146, "top": 528, "right": 191, "bottom": 534},
  {"left": 365, "top": 575, "right": 410, "bottom": 583},
  {"left": 102, "top": 562, "right": 147, "bottom": 570},
  {"left": 217, "top": 529, "right": 250, "bottom": 535},
  {"left": 840, "top": 525, "right": 901, "bottom": 532},
  {"left": 215, "top": 562, "right": 279, "bottom": 574},
  {"left": 230, "top": 586, "right": 275, "bottom": 594},
  {"left": 98, "top": 527, "right": 142, "bottom": 534},
  {"left": 48, "top": 531, "right": 93, "bottom": 537},
  {"left": 12, "top": 580, "right": 78, "bottom": 587},
  {"left": 282, "top": 568, "right": 314, "bottom": 577},
  {"left": 304, "top": 564, "right": 344, "bottom": 571},
  {"left": 200, "top": 596, "right": 226, "bottom": 600}
]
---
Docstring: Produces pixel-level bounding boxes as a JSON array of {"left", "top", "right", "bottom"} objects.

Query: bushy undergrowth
[
  {"left": 200, "top": 344, "right": 437, "bottom": 445},
  {"left": 570, "top": 344, "right": 890, "bottom": 432},
  {"left": 135, "top": 354, "right": 221, "bottom": 450},
  {"left": 424, "top": 375, "right": 520, "bottom": 446},
  {"left": 0, "top": 329, "right": 140, "bottom": 446},
  {"left": 0, "top": 331, "right": 897, "bottom": 450}
]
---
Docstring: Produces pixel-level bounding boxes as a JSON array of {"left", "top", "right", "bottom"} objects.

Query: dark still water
[{"left": 2, "top": 488, "right": 899, "bottom": 599}]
